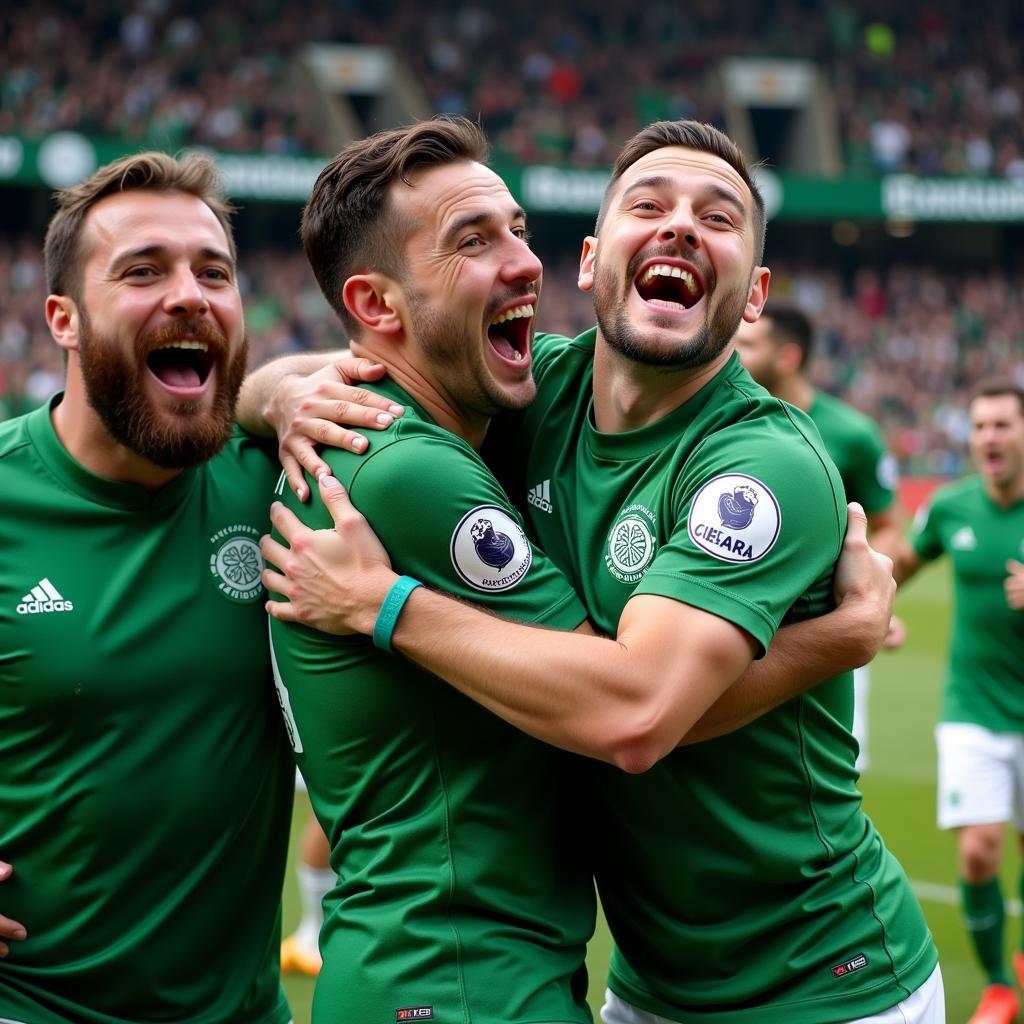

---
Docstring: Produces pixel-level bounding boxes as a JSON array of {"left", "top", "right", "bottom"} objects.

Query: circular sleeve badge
[
  {"left": 687, "top": 474, "right": 781, "bottom": 563},
  {"left": 450, "top": 505, "right": 532, "bottom": 592}
]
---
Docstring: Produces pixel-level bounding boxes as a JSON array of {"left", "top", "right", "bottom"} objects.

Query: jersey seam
[
  {"left": 795, "top": 695, "right": 834, "bottom": 858},
  {"left": 429, "top": 697, "right": 472, "bottom": 1024},
  {"left": 849, "top": 843, "right": 912, "bottom": 1001}
]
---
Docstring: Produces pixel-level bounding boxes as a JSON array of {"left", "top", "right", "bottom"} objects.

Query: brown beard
[
  {"left": 78, "top": 315, "right": 249, "bottom": 468},
  {"left": 594, "top": 248, "right": 749, "bottom": 370}
]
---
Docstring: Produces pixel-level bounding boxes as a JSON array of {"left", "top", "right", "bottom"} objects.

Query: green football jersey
[
  {"left": 268, "top": 379, "right": 594, "bottom": 1024},
  {"left": 0, "top": 398, "right": 293, "bottom": 1024},
  {"left": 509, "top": 332, "right": 936, "bottom": 1023},
  {"left": 912, "top": 475, "right": 1024, "bottom": 730},
  {"left": 807, "top": 391, "right": 898, "bottom": 516}
]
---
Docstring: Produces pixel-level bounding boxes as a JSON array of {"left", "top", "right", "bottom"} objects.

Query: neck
[
  {"left": 350, "top": 339, "right": 489, "bottom": 450},
  {"left": 591, "top": 336, "right": 733, "bottom": 433},
  {"left": 984, "top": 475, "right": 1024, "bottom": 508},
  {"left": 51, "top": 371, "right": 183, "bottom": 491},
  {"left": 771, "top": 374, "right": 815, "bottom": 411}
]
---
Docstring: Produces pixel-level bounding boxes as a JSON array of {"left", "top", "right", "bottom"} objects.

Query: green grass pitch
[{"left": 282, "top": 561, "right": 1009, "bottom": 1020}]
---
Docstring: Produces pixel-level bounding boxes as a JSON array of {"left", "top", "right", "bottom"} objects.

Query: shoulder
[
  {"left": 931, "top": 475, "right": 979, "bottom": 507},
  {"left": 212, "top": 427, "right": 281, "bottom": 483},
  {"left": 0, "top": 410, "right": 34, "bottom": 463},
  {"left": 532, "top": 328, "right": 596, "bottom": 380}
]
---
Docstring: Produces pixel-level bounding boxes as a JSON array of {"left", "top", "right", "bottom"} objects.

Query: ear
[
  {"left": 46, "top": 295, "right": 81, "bottom": 353},
  {"left": 740, "top": 266, "right": 771, "bottom": 323},
  {"left": 342, "top": 274, "right": 403, "bottom": 336},
  {"left": 577, "top": 236, "right": 598, "bottom": 293},
  {"left": 778, "top": 341, "right": 804, "bottom": 374}
]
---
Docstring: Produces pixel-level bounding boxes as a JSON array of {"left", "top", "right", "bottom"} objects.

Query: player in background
[
  {"left": 892, "top": 380, "right": 1024, "bottom": 1024},
  {"left": 734, "top": 304, "right": 904, "bottom": 771},
  {"left": 260, "top": 119, "right": 939, "bottom": 1023}
]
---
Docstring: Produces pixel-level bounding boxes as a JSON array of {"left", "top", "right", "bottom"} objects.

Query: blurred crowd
[
  {"left": 3, "top": 234, "right": 1021, "bottom": 477},
  {"left": 2, "top": 0, "right": 1022, "bottom": 177}
]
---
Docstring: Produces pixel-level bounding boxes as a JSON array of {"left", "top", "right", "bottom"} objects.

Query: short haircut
[
  {"left": 972, "top": 378, "right": 1024, "bottom": 415},
  {"left": 44, "top": 152, "right": 235, "bottom": 302},
  {"left": 597, "top": 120, "right": 766, "bottom": 265},
  {"left": 301, "top": 116, "right": 489, "bottom": 335},
  {"left": 762, "top": 304, "right": 814, "bottom": 368}
]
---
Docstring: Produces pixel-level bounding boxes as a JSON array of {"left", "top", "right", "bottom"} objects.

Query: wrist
[{"left": 372, "top": 575, "right": 423, "bottom": 651}]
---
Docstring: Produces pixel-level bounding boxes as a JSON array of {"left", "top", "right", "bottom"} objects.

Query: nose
[
  {"left": 501, "top": 234, "right": 543, "bottom": 287},
  {"left": 658, "top": 204, "right": 699, "bottom": 249},
  {"left": 162, "top": 263, "right": 209, "bottom": 316}
]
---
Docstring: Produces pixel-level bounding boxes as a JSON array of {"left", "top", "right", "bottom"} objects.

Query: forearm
[
  {"left": 682, "top": 603, "right": 872, "bottom": 743},
  {"left": 236, "top": 350, "right": 347, "bottom": 434},
  {"left": 387, "top": 584, "right": 746, "bottom": 773}
]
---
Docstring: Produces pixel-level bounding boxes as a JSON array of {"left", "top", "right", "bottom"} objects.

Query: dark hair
[
  {"left": 762, "top": 304, "right": 814, "bottom": 368},
  {"left": 301, "top": 116, "right": 489, "bottom": 334},
  {"left": 597, "top": 120, "right": 765, "bottom": 264},
  {"left": 44, "top": 151, "right": 235, "bottom": 302},
  {"left": 972, "top": 378, "right": 1024, "bottom": 414}
]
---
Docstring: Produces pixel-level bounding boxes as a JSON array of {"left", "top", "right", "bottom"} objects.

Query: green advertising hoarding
[{"left": 3, "top": 132, "right": 1023, "bottom": 222}]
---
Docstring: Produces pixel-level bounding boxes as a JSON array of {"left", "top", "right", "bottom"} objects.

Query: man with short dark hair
[
  {"left": 259, "top": 116, "right": 890, "bottom": 1024},
  {"left": 735, "top": 303, "right": 903, "bottom": 770},
  {"left": 262, "top": 119, "right": 940, "bottom": 1023},
  {"left": 894, "top": 381, "right": 1024, "bottom": 1024},
  {"left": 0, "top": 151, "right": 297, "bottom": 1023}
]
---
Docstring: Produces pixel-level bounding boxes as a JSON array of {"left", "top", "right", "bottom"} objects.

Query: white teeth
[
  {"left": 639, "top": 265, "right": 699, "bottom": 296},
  {"left": 155, "top": 340, "right": 209, "bottom": 352},
  {"left": 491, "top": 303, "right": 535, "bottom": 325}
]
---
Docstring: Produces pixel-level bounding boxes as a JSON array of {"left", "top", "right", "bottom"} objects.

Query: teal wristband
[{"left": 372, "top": 576, "right": 423, "bottom": 652}]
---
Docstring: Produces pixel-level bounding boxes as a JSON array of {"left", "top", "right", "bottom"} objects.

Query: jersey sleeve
[
  {"left": 847, "top": 425, "right": 899, "bottom": 516},
  {"left": 344, "top": 433, "right": 586, "bottom": 630},
  {"left": 910, "top": 497, "right": 944, "bottom": 562},
  {"left": 631, "top": 419, "right": 846, "bottom": 652}
]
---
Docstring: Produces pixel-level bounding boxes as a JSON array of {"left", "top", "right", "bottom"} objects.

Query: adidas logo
[
  {"left": 951, "top": 525, "right": 977, "bottom": 551},
  {"left": 17, "top": 578, "right": 74, "bottom": 615},
  {"left": 527, "top": 479, "right": 553, "bottom": 514}
]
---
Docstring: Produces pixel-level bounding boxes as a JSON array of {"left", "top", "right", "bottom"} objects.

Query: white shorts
[
  {"left": 935, "top": 722, "right": 1024, "bottom": 830},
  {"left": 600, "top": 965, "right": 944, "bottom": 1024},
  {"left": 294, "top": 766, "right": 308, "bottom": 793}
]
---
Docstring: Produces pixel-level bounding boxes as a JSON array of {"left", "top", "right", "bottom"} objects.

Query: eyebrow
[
  {"left": 621, "top": 176, "right": 747, "bottom": 216},
  {"left": 108, "top": 244, "right": 234, "bottom": 272},
  {"left": 440, "top": 206, "right": 527, "bottom": 249}
]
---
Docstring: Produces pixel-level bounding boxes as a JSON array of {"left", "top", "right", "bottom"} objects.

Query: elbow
[{"left": 603, "top": 716, "right": 675, "bottom": 774}]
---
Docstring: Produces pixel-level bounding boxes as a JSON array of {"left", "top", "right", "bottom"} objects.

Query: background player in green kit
[
  {"left": 0, "top": 153, "right": 299, "bottom": 1023},
  {"left": 255, "top": 117, "right": 895, "bottom": 1024},
  {"left": 734, "top": 303, "right": 904, "bottom": 771},
  {"left": 261, "top": 120, "right": 940, "bottom": 1023},
  {"left": 892, "top": 381, "right": 1024, "bottom": 1024}
]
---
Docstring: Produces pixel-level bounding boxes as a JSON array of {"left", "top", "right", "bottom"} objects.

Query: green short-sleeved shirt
[
  {"left": 504, "top": 331, "right": 937, "bottom": 1023},
  {"left": 808, "top": 391, "right": 898, "bottom": 516},
  {"left": 268, "top": 379, "right": 594, "bottom": 1024},
  {"left": 0, "top": 399, "right": 293, "bottom": 1024},
  {"left": 911, "top": 475, "right": 1024, "bottom": 730}
]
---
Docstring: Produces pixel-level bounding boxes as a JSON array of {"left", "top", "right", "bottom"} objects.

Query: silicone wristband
[{"left": 372, "top": 576, "right": 423, "bottom": 652}]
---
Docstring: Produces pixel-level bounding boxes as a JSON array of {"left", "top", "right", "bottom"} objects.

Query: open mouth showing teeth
[
  {"left": 488, "top": 303, "right": 534, "bottom": 362},
  {"left": 146, "top": 340, "right": 215, "bottom": 389},
  {"left": 636, "top": 264, "right": 703, "bottom": 310}
]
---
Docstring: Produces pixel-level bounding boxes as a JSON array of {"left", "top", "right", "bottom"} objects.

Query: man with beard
[
  {"left": 0, "top": 152, "right": 298, "bottom": 1024},
  {"left": 261, "top": 120, "right": 940, "bottom": 1022},
  {"left": 257, "top": 118, "right": 899, "bottom": 1024},
  {"left": 891, "top": 382, "right": 1024, "bottom": 1024}
]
